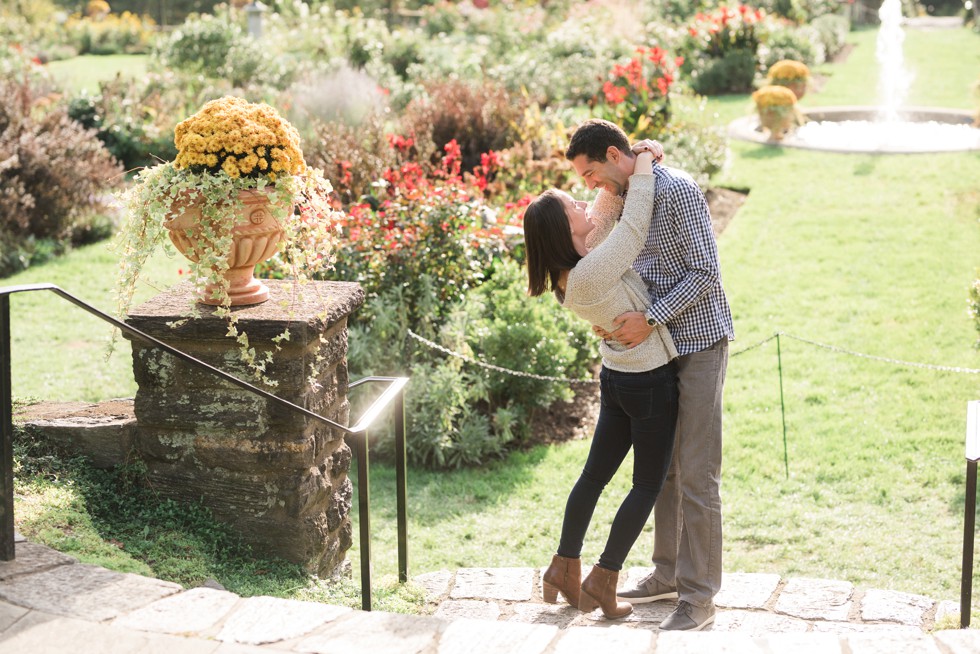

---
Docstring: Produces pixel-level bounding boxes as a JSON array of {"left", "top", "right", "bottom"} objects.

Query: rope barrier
[
  {"left": 408, "top": 329, "right": 980, "bottom": 380},
  {"left": 408, "top": 327, "right": 978, "bottom": 480},
  {"left": 406, "top": 330, "right": 599, "bottom": 384},
  {"left": 778, "top": 332, "right": 980, "bottom": 374}
]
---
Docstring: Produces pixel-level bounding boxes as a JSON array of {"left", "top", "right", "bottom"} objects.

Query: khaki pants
[{"left": 651, "top": 337, "right": 728, "bottom": 608}]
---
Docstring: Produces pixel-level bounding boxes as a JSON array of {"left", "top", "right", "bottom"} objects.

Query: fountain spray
[{"left": 876, "top": 0, "right": 914, "bottom": 122}]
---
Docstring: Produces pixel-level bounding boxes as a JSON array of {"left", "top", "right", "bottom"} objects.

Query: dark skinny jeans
[{"left": 557, "top": 362, "right": 679, "bottom": 571}]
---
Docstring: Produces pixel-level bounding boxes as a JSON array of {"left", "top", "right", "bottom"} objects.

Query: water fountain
[{"left": 729, "top": 0, "right": 980, "bottom": 153}]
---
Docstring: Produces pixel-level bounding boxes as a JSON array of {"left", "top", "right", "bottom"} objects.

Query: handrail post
[
  {"left": 962, "top": 458, "right": 977, "bottom": 628},
  {"left": 355, "top": 430, "right": 372, "bottom": 611},
  {"left": 395, "top": 390, "right": 408, "bottom": 583},
  {"left": 0, "top": 295, "right": 15, "bottom": 560}
]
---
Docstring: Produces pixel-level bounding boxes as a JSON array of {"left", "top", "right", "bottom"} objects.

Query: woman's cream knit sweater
[{"left": 560, "top": 173, "right": 678, "bottom": 372}]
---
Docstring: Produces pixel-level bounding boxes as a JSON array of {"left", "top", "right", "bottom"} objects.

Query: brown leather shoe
[
  {"left": 542, "top": 554, "right": 581, "bottom": 607},
  {"left": 579, "top": 564, "right": 632, "bottom": 619}
]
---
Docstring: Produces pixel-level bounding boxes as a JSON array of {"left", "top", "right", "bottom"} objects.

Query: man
[{"left": 565, "top": 119, "right": 734, "bottom": 631}]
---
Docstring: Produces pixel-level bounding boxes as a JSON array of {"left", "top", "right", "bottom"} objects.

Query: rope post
[{"left": 776, "top": 332, "right": 789, "bottom": 480}]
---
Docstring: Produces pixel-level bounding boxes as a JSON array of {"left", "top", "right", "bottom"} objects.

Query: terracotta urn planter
[
  {"left": 757, "top": 106, "right": 797, "bottom": 140},
  {"left": 164, "top": 189, "right": 288, "bottom": 306}
]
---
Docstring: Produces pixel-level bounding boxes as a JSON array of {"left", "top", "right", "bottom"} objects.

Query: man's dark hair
[
  {"left": 564, "top": 119, "right": 631, "bottom": 163},
  {"left": 523, "top": 190, "right": 583, "bottom": 297}
]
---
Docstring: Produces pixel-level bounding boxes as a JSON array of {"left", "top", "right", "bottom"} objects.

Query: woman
[{"left": 523, "top": 145, "right": 678, "bottom": 620}]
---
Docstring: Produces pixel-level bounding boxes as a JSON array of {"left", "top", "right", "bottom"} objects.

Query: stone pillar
[{"left": 124, "top": 280, "right": 364, "bottom": 578}]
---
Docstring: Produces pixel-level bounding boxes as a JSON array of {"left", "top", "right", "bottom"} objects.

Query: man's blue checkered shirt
[{"left": 631, "top": 165, "right": 735, "bottom": 356}]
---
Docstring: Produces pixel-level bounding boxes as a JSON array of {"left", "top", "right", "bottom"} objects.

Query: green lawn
[
  {"left": 6, "top": 245, "right": 182, "bottom": 402},
  {"left": 9, "top": 25, "right": 980, "bottom": 610},
  {"left": 45, "top": 54, "right": 148, "bottom": 94}
]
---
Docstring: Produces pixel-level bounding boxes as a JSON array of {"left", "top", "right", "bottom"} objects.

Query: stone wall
[{"left": 121, "top": 279, "right": 364, "bottom": 578}]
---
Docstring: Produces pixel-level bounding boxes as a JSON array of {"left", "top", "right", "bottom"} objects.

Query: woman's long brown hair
[{"left": 523, "top": 190, "right": 583, "bottom": 297}]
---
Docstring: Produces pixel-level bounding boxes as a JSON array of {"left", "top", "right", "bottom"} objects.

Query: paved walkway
[{"left": 1, "top": 534, "right": 978, "bottom": 653}]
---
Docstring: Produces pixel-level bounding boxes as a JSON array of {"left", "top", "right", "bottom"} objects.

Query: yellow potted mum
[
  {"left": 752, "top": 84, "right": 800, "bottom": 140},
  {"left": 766, "top": 59, "right": 810, "bottom": 101},
  {"left": 113, "top": 95, "right": 339, "bottom": 320}
]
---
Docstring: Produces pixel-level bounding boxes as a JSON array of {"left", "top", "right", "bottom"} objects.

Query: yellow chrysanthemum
[
  {"left": 767, "top": 59, "right": 810, "bottom": 83},
  {"left": 221, "top": 157, "right": 240, "bottom": 178},
  {"left": 752, "top": 85, "right": 797, "bottom": 109},
  {"left": 173, "top": 96, "right": 306, "bottom": 181}
]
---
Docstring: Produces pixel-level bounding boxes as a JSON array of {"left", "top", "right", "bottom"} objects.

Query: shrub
[
  {"left": 681, "top": 4, "right": 767, "bottom": 95},
  {"left": 346, "top": 281, "right": 503, "bottom": 469},
  {"left": 488, "top": 141, "right": 577, "bottom": 209},
  {"left": 640, "top": 0, "right": 715, "bottom": 23},
  {"left": 403, "top": 359, "right": 503, "bottom": 469},
  {"left": 686, "top": 48, "right": 760, "bottom": 95},
  {"left": 351, "top": 260, "right": 598, "bottom": 469},
  {"left": 302, "top": 111, "right": 397, "bottom": 206},
  {"left": 458, "top": 258, "right": 595, "bottom": 411},
  {"left": 419, "top": 1, "right": 465, "bottom": 37},
  {"left": 0, "top": 70, "right": 123, "bottom": 275},
  {"left": 64, "top": 69, "right": 223, "bottom": 171},
  {"left": 592, "top": 45, "right": 684, "bottom": 140},
  {"left": 63, "top": 10, "right": 156, "bottom": 55},
  {"left": 152, "top": 11, "right": 296, "bottom": 90},
  {"left": 657, "top": 93, "right": 729, "bottom": 189},
  {"left": 288, "top": 64, "right": 389, "bottom": 129},
  {"left": 0, "top": 231, "right": 62, "bottom": 277},
  {"left": 759, "top": 24, "right": 825, "bottom": 69},
  {"left": 400, "top": 79, "right": 526, "bottom": 173},
  {"left": 0, "top": 0, "right": 74, "bottom": 62},
  {"left": 383, "top": 28, "right": 424, "bottom": 79},
  {"left": 296, "top": 138, "right": 511, "bottom": 327},
  {"left": 68, "top": 93, "right": 175, "bottom": 171},
  {"left": 810, "top": 14, "right": 850, "bottom": 60},
  {"left": 483, "top": 15, "right": 633, "bottom": 107}
]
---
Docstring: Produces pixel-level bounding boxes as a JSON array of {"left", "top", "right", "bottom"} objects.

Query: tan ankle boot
[
  {"left": 579, "top": 565, "right": 632, "bottom": 619},
  {"left": 542, "top": 554, "right": 581, "bottom": 607}
]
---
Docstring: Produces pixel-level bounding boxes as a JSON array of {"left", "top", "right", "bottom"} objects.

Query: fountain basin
[{"left": 728, "top": 106, "right": 980, "bottom": 153}]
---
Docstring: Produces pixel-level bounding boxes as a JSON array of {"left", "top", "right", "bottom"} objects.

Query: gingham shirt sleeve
[{"left": 646, "top": 177, "right": 721, "bottom": 325}]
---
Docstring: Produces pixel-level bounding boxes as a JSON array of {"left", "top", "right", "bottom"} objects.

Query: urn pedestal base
[{"left": 124, "top": 280, "right": 366, "bottom": 577}]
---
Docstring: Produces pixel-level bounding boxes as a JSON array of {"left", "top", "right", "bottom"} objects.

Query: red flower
[
  {"left": 387, "top": 133, "right": 414, "bottom": 152},
  {"left": 602, "top": 81, "right": 628, "bottom": 105},
  {"left": 337, "top": 160, "right": 352, "bottom": 185}
]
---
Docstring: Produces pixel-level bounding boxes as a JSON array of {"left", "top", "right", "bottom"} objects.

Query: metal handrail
[{"left": 0, "top": 283, "right": 408, "bottom": 611}]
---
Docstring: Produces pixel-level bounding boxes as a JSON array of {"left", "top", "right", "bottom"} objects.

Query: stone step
[{"left": 1, "top": 540, "right": 978, "bottom": 653}]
